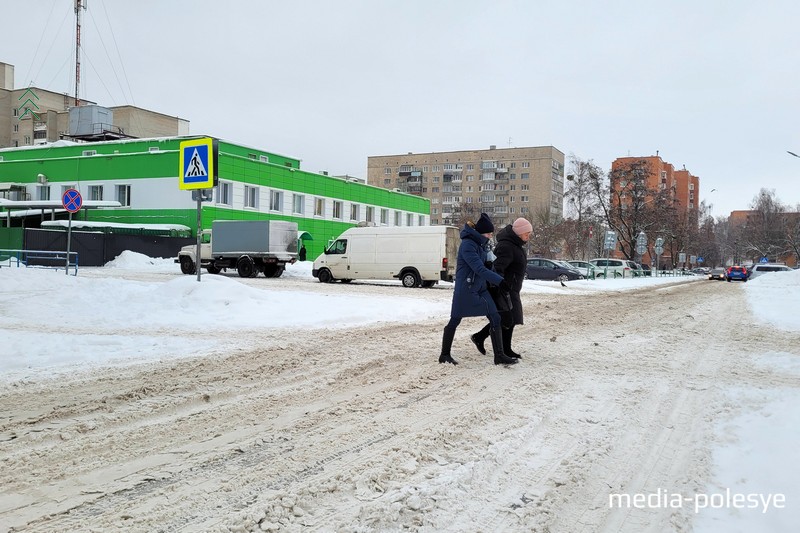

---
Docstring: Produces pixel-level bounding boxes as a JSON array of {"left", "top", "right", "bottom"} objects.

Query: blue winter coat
[{"left": 450, "top": 224, "right": 504, "bottom": 319}]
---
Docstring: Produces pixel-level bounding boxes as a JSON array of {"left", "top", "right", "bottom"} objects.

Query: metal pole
[
  {"left": 66, "top": 211, "right": 72, "bottom": 275},
  {"left": 196, "top": 194, "right": 202, "bottom": 282}
]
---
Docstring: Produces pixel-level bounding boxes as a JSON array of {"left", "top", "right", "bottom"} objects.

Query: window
[
  {"left": 37, "top": 185, "right": 50, "bottom": 201},
  {"left": 521, "top": 184, "right": 530, "bottom": 191},
  {"left": 467, "top": 164, "right": 474, "bottom": 170},
  {"left": 418, "top": 215, "right": 425, "bottom": 226},
  {"left": 522, "top": 162, "right": 530, "bottom": 168},
  {"left": 510, "top": 173, "right": 516, "bottom": 180},
  {"left": 333, "top": 200, "right": 343, "bottom": 219},
  {"left": 314, "top": 197, "right": 325, "bottom": 217},
  {"left": 217, "top": 182, "right": 232, "bottom": 205},
  {"left": 326, "top": 239, "right": 347, "bottom": 255},
  {"left": 366, "top": 206, "right": 374, "bottom": 222},
  {"left": 380, "top": 208, "right": 388, "bottom": 225},
  {"left": 394, "top": 211, "right": 402, "bottom": 226},
  {"left": 384, "top": 178, "right": 392, "bottom": 186},
  {"left": 406, "top": 213, "right": 413, "bottom": 226},
  {"left": 13, "top": 124, "right": 19, "bottom": 132},
  {"left": 521, "top": 173, "right": 529, "bottom": 180},
  {"left": 510, "top": 162, "right": 516, "bottom": 169},
  {"left": 88, "top": 185, "right": 103, "bottom": 201},
  {"left": 117, "top": 185, "right": 131, "bottom": 206},
  {"left": 689, "top": 183, "right": 695, "bottom": 191},
  {"left": 292, "top": 194, "right": 304, "bottom": 214},
  {"left": 384, "top": 167, "right": 391, "bottom": 175},
  {"left": 520, "top": 195, "right": 529, "bottom": 202},
  {"left": 244, "top": 185, "right": 258, "bottom": 208},
  {"left": 350, "top": 203, "right": 359, "bottom": 220},
  {"left": 269, "top": 190, "right": 283, "bottom": 212}
]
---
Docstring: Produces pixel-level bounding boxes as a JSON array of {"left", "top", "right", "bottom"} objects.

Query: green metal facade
[{"left": 0, "top": 137, "right": 430, "bottom": 258}]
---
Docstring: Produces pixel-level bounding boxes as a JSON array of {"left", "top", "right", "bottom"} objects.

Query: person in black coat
[
  {"left": 439, "top": 213, "right": 518, "bottom": 366},
  {"left": 470, "top": 217, "right": 532, "bottom": 358}
]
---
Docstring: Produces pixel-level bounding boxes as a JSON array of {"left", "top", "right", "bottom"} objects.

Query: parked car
[
  {"left": 525, "top": 258, "right": 584, "bottom": 282},
  {"left": 567, "top": 260, "right": 597, "bottom": 278},
  {"left": 708, "top": 267, "right": 726, "bottom": 281},
  {"left": 691, "top": 267, "right": 710, "bottom": 276},
  {"left": 589, "top": 258, "right": 626, "bottom": 278},
  {"left": 749, "top": 263, "right": 793, "bottom": 279},
  {"left": 639, "top": 263, "right": 652, "bottom": 276},
  {"left": 726, "top": 265, "right": 749, "bottom": 282}
]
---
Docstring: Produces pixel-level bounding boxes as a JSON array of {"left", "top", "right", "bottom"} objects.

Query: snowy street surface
[{"left": 1, "top": 255, "right": 798, "bottom": 532}]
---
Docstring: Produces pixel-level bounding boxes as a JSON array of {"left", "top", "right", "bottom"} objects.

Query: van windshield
[{"left": 326, "top": 239, "right": 347, "bottom": 255}]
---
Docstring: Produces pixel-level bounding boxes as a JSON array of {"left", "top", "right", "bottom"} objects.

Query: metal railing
[{"left": 0, "top": 248, "right": 79, "bottom": 275}]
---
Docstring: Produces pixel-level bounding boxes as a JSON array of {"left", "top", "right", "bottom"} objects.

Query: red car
[{"left": 726, "top": 265, "right": 749, "bottom": 282}]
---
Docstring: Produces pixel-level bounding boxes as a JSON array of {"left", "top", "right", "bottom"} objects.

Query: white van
[{"left": 312, "top": 225, "right": 459, "bottom": 287}]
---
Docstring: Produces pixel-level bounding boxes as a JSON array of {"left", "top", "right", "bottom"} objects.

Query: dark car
[
  {"left": 639, "top": 263, "right": 652, "bottom": 276},
  {"left": 708, "top": 267, "right": 726, "bottom": 281},
  {"left": 726, "top": 265, "right": 749, "bottom": 282},
  {"left": 525, "top": 258, "right": 583, "bottom": 282}
]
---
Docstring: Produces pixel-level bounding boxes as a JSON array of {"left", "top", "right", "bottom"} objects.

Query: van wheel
[
  {"left": 318, "top": 268, "right": 333, "bottom": 283},
  {"left": 401, "top": 270, "right": 421, "bottom": 288},
  {"left": 237, "top": 256, "right": 256, "bottom": 278},
  {"left": 180, "top": 256, "right": 196, "bottom": 275}
]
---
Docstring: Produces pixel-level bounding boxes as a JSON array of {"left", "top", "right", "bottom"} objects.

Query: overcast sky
[{"left": 3, "top": 0, "right": 799, "bottom": 218}]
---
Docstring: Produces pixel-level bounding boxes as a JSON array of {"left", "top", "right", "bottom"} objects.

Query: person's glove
[{"left": 499, "top": 279, "right": 511, "bottom": 294}]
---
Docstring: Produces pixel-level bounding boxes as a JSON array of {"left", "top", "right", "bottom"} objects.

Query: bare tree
[
  {"left": 565, "top": 156, "right": 605, "bottom": 260},
  {"left": 738, "top": 189, "right": 786, "bottom": 263},
  {"left": 589, "top": 159, "right": 672, "bottom": 260}
]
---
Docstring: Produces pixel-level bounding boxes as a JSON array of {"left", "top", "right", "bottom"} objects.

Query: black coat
[{"left": 492, "top": 225, "right": 527, "bottom": 325}]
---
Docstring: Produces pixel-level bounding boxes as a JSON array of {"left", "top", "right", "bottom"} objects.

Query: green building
[{"left": 0, "top": 136, "right": 431, "bottom": 257}]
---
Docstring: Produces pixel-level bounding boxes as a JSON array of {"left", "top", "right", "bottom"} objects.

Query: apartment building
[
  {"left": 0, "top": 61, "right": 187, "bottom": 149},
  {"left": 367, "top": 145, "right": 565, "bottom": 228},
  {"left": 611, "top": 155, "right": 700, "bottom": 210}
]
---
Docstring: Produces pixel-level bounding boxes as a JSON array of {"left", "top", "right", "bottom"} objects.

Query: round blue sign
[{"left": 62, "top": 188, "right": 83, "bottom": 213}]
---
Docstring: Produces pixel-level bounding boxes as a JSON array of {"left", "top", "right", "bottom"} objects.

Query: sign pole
[
  {"left": 66, "top": 211, "right": 72, "bottom": 275},
  {"left": 196, "top": 195, "right": 202, "bottom": 283}
]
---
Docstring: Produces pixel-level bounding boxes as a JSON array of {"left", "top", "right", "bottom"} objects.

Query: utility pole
[{"left": 74, "top": 0, "right": 86, "bottom": 106}]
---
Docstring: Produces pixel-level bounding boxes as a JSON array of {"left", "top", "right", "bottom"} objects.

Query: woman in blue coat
[{"left": 439, "top": 213, "right": 518, "bottom": 366}]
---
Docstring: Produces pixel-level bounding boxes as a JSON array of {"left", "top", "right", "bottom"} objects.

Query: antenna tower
[{"left": 74, "top": 0, "right": 86, "bottom": 106}]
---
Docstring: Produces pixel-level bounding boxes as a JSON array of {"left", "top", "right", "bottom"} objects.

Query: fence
[{"left": 0, "top": 248, "right": 78, "bottom": 275}]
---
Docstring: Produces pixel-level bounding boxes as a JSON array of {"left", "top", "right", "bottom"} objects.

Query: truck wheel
[
  {"left": 317, "top": 268, "right": 333, "bottom": 283},
  {"left": 237, "top": 256, "right": 256, "bottom": 278},
  {"left": 421, "top": 280, "right": 436, "bottom": 288},
  {"left": 401, "top": 270, "right": 421, "bottom": 288},
  {"left": 206, "top": 263, "right": 221, "bottom": 274},
  {"left": 263, "top": 264, "right": 284, "bottom": 278},
  {"left": 180, "top": 256, "right": 196, "bottom": 275}
]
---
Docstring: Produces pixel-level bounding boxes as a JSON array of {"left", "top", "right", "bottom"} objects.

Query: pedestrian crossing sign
[{"left": 179, "top": 137, "right": 217, "bottom": 190}]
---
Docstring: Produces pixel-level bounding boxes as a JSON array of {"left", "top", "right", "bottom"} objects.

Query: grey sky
[{"left": 4, "top": 0, "right": 799, "bottom": 218}]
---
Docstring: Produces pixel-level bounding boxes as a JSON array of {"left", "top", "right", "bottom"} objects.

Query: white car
[
  {"left": 589, "top": 258, "right": 639, "bottom": 278},
  {"left": 749, "top": 263, "right": 793, "bottom": 279},
  {"left": 567, "top": 260, "right": 597, "bottom": 278}
]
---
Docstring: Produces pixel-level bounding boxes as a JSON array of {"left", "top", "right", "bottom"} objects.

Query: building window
[
  {"left": 521, "top": 184, "right": 530, "bottom": 191},
  {"left": 418, "top": 215, "right": 425, "bottom": 225},
  {"left": 37, "top": 185, "right": 50, "bottom": 201},
  {"left": 269, "top": 190, "right": 283, "bottom": 212},
  {"left": 350, "top": 203, "right": 360, "bottom": 220},
  {"left": 366, "top": 206, "right": 374, "bottom": 222},
  {"left": 384, "top": 178, "right": 392, "bottom": 186},
  {"left": 384, "top": 167, "right": 391, "bottom": 175},
  {"left": 510, "top": 173, "right": 516, "bottom": 180},
  {"left": 244, "top": 185, "right": 258, "bottom": 208},
  {"left": 394, "top": 211, "right": 402, "bottom": 226},
  {"left": 689, "top": 183, "right": 695, "bottom": 191},
  {"left": 510, "top": 162, "right": 516, "bottom": 168},
  {"left": 406, "top": 213, "right": 413, "bottom": 226},
  {"left": 13, "top": 124, "right": 19, "bottom": 132},
  {"left": 521, "top": 173, "right": 529, "bottom": 180},
  {"left": 522, "top": 162, "right": 530, "bottom": 168},
  {"left": 292, "top": 193, "right": 304, "bottom": 214},
  {"left": 314, "top": 197, "right": 325, "bottom": 217},
  {"left": 117, "top": 185, "right": 131, "bottom": 207},
  {"left": 88, "top": 185, "right": 103, "bottom": 201},
  {"left": 333, "top": 200, "right": 343, "bottom": 219},
  {"left": 217, "top": 181, "right": 232, "bottom": 205},
  {"left": 380, "top": 208, "right": 388, "bottom": 225},
  {"left": 521, "top": 195, "right": 529, "bottom": 202}
]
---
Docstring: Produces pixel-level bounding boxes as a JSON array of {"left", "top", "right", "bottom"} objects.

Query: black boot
[
  {"left": 503, "top": 325, "right": 521, "bottom": 358},
  {"left": 490, "top": 327, "right": 518, "bottom": 365},
  {"left": 470, "top": 324, "right": 490, "bottom": 355},
  {"left": 439, "top": 326, "right": 458, "bottom": 365}
]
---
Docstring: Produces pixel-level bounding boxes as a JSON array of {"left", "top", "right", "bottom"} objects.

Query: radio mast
[{"left": 74, "top": 0, "right": 86, "bottom": 106}]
